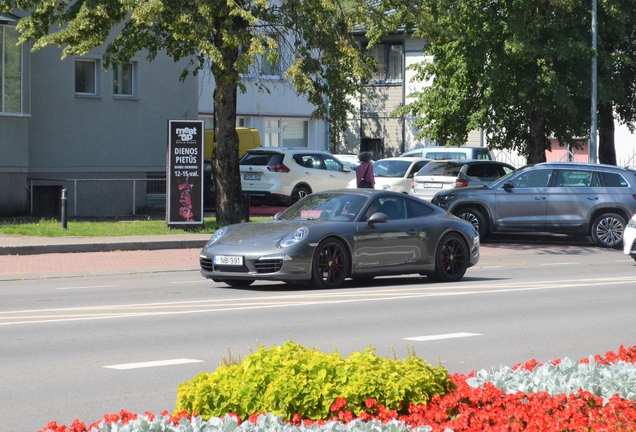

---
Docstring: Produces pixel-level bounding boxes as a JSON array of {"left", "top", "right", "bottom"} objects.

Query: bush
[{"left": 176, "top": 341, "right": 453, "bottom": 421}]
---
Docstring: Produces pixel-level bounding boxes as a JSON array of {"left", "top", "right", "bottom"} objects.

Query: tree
[
  {"left": 393, "top": 0, "right": 591, "bottom": 164},
  {"left": 1, "top": 0, "right": 377, "bottom": 225}
]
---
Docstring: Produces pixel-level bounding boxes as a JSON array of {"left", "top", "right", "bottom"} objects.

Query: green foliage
[{"left": 176, "top": 341, "right": 453, "bottom": 421}]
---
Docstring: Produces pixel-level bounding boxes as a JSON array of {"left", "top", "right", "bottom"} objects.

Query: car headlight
[
  {"left": 382, "top": 184, "right": 391, "bottom": 190},
  {"left": 207, "top": 227, "right": 227, "bottom": 245},
  {"left": 280, "top": 227, "right": 309, "bottom": 247},
  {"left": 628, "top": 218, "right": 636, "bottom": 229}
]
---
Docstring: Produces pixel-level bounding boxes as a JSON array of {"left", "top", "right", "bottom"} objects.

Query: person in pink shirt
[{"left": 355, "top": 152, "right": 375, "bottom": 188}]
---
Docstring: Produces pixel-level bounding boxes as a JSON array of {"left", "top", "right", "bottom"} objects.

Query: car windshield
[
  {"left": 278, "top": 192, "right": 368, "bottom": 222},
  {"left": 373, "top": 160, "right": 412, "bottom": 177},
  {"left": 416, "top": 161, "right": 463, "bottom": 177}
]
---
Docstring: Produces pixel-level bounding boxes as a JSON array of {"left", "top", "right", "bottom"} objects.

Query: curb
[{"left": 0, "top": 239, "right": 207, "bottom": 256}]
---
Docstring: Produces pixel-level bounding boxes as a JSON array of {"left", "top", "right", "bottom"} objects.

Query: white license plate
[
  {"left": 214, "top": 255, "right": 244, "bottom": 266},
  {"left": 425, "top": 182, "right": 443, "bottom": 188},
  {"left": 243, "top": 174, "right": 261, "bottom": 181}
]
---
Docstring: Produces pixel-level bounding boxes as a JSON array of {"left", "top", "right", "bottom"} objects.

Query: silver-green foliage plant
[
  {"left": 176, "top": 342, "right": 453, "bottom": 421},
  {"left": 84, "top": 412, "right": 448, "bottom": 432},
  {"left": 467, "top": 356, "right": 636, "bottom": 403}
]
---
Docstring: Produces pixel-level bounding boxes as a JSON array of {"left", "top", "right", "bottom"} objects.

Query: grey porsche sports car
[{"left": 200, "top": 189, "right": 480, "bottom": 288}]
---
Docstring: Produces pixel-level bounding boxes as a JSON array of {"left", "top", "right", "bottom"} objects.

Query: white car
[
  {"left": 623, "top": 213, "right": 636, "bottom": 261},
  {"left": 411, "top": 159, "right": 516, "bottom": 201},
  {"left": 333, "top": 154, "right": 361, "bottom": 169},
  {"left": 240, "top": 147, "right": 355, "bottom": 205},
  {"left": 347, "top": 157, "right": 430, "bottom": 193}
]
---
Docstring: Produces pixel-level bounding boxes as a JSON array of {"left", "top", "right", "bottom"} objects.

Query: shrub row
[{"left": 176, "top": 341, "right": 452, "bottom": 421}]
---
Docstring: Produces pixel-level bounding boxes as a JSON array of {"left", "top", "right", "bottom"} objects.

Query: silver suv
[
  {"left": 240, "top": 148, "right": 354, "bottom": 205},
  {"left": 431, "top": 162, "right": 636, "bottom": 248}
]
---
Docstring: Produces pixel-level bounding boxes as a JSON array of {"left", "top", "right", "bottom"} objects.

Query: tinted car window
[
  {"left": 406, "top": 199, "right": 435, "bottom": 217},
  {"left": 599, "top": 171, "right": 629, "bottom": 187},
  {"left": 425, "top": 151, "right": 467, "bottom": 160},
  {"left": 417, "top": 161, "right": 463, "bottom": 176},
  {"left": 465, "top": 163, "right": 502, "bottom": 178},
  {"left": 510, "top": 169, "right": 553, "bottom": 188},
  {"left": 240, "top": 152, "right": 282, "bottom": 165}
]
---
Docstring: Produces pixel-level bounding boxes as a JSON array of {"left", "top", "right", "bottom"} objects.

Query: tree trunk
[
  {"left": 527, "top": 107, "right": 547, "bottom": 164},
  {"left": 211, "top": 48, "right": 247, "bottom": 226},
  {"left": 598, "top": 103, "right": 617, "bottom": 165}
]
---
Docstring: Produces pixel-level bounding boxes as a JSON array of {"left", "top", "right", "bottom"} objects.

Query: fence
[{"left": 28, "top": 177, "right": 166, "bottom": 217}]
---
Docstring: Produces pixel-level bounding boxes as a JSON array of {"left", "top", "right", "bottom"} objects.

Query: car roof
[
  {"left": 246, "top": 147, "right": 332, "bottom": 154},
  {"left": 529, "top": 162, "right": 636, "bottom": 172},
  {"left": 374, "top": 157, "right": 431, "bottom": 162}
]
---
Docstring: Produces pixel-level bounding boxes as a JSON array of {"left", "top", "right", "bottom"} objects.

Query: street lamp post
[{"left": 589, "top": 0, "right": 598, "bottom": 164}]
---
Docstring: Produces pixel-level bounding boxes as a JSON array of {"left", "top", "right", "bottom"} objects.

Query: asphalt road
[{"left": 1, "top": 240, "right": 636, "bottom": 431}]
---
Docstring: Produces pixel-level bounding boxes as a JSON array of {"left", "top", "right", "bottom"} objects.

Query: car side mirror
[
  {"left": 503, "top": 182, "right": 514, "bottom": 191},
  {"left": 368, "top": 212, "right": 388, "bottom": 227},
  {"left": 342, "top": 166, "right": 351, "bottom": 173}
]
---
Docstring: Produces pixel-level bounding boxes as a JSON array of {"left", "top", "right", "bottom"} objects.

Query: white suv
[{"left": 240, "top": 148, "right": 355, "bottom": 205}]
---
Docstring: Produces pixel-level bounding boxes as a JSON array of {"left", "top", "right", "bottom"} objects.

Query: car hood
[{"left": 215, "top": 220, "right": 323, "bottom": 246}]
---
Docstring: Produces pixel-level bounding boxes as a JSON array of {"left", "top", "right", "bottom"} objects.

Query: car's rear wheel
[
  {"left": 428, "top": 232, "right": 469, "bottom": 282},
  {"left": 291, "top": 185, "right": 311, "bottom": 203},
  {"left": 591, "top": 213, "right": 625, "bottom": 248},
  {"left": 311, "top": 238, "right": 349, "bottom": 289},
  {"left": 223, "top": 279, "right": 255, "bottom": 287},
  {"left": 455, "top": 208, "right": 488, "bottom": 240}
]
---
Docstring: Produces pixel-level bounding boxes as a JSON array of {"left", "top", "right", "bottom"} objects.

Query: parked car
[
  {"left": 431, "top": 162, "right": 636, "bottom": 248},
  {"left": 411, "top": 159, "right": 516, "bottom": 201},
  {"left": 402, "top": 146, "right": 495, "bottom": 160},
  {"left": 334, "top": 154, "right": 361, "bottom": 169},
  {"left": 346, "top": 157, "right": 431, "bottom": 193},
  {"left": 623, "top": 213, "right": 636, "bottom": 261},
  {"left": 199, "top": 189, "right": 480, "bottom": 288}
]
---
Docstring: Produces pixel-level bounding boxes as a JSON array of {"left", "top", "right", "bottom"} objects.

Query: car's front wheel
[
  {"left": 455, "top": 208, "right": 488, "bottom": 240},
  {"left": 311, "top": 238, "right": 350, "bottom": 289},
  {"left": 428, "top": 232, "right": 469, "bottom": 282},
  {"left": 591, "top": 213, "right": 625, "bottom": 248}
]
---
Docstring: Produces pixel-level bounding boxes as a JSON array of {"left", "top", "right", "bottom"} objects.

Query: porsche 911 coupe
[{"left": 200, "top": 190, "right": 480, "bottom": 288}]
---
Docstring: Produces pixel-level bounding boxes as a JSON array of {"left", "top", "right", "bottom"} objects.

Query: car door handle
[
  {"left": 535, "top": 197, "right": 547, "bottom": 200},
  {"left": 406, "top": 229, "right": 418, "bottom": 235},
  {"left": 587, "top": 197, "right": 599, "bottom": 200}
]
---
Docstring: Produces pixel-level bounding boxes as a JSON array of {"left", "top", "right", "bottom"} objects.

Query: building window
[
  {"left": 261, "top": 35, "right": 281, "bottom": 77},
  {"left": 113, "top": 62, "right": 135, "bottom": 96},
  {"left": 75, "top": 59, "right": 97, "bottom": 94},
  {"left": 264, "top": 119, "right": 280, "bottom": 146},
  {"left": 367, "top": 43, "right": 403, "bottom": 83},
  {"left": 282, "top": 119, "right": 308, "bottom": 147},
  {"left": 1, "top": 25, "right": 22, "bottom": 113}
]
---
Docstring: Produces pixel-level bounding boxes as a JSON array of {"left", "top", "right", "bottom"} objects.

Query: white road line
[
  {"left": 56, "top": 285, "right": 117, "bottom": 290},
  {"left": 539, "top": 262, "right": 580, "bottom": 266},
  {"left": 615, "top": 259, "right": 634, "bottom": 263},
  {"left": 103, "top": 358, "right": 204, "bottom": 370},
  {"left": 404, "top": 333, "right": 482, "bottom": 342},
  {"left": 170, "top": 280, "right": 210, "bottom": 284}
]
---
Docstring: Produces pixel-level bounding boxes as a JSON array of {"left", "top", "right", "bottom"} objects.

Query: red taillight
[
  {"left": 267, "top": 163, "right": 290, "bottom": 173},
  {"left": 411, "top": 178, "right": 415, "bottom": 190},
  {"left": 454, "top": 178, "right": 469, "bottom": 188}
]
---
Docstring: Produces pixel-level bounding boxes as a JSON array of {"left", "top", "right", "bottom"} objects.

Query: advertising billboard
[{"left": 167, "top": 120, "right": 204, "bottom": 228}]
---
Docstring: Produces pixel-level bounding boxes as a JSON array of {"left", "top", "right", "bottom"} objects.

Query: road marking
[
  {"left": 56, "top": 285, "right": 117, "bottom": 290},
  {"left": 104, "top": 358, "right": 204, "bottom": 370},
  {"left": 404, "top": 332, "right": 481, "bottom": 342},
  {"left": 170, "top": 280, "right": 210, "bottom": 284},
  {"left": 615, "top": 259, "right": 634, "bottom": 263},
  {"left": 539, "top": 262, "right": 580, "bottom": 266},
  {"left": 3, "top": 276, "right": 636, "bottom": 326}
]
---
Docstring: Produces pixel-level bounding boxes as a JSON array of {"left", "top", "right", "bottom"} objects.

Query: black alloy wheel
[
  {"left": 429, "top": 232, "right": 469, "bottom": 282},
  {"left": 311, "top": 238, "right": 350, "bottom": 289}
]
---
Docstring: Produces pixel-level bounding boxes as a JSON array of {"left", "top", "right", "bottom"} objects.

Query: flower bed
[{"left": 40, "top": 345, "right": 636, "bottom": 432}]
